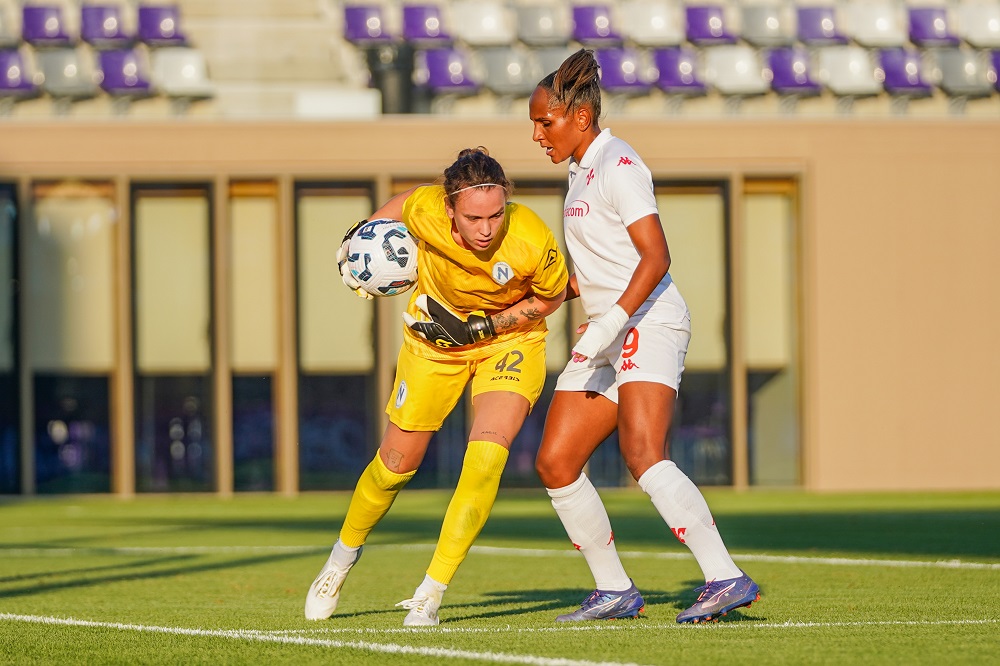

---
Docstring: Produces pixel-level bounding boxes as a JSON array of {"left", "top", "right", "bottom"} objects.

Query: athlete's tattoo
[
  {"left": 478, "top": 430, "right": 510, "bottom": 447},
  {"left": 494, "top": 312, "right": 518, "bottom": 331},
  {"left": 519, "top": 307, "right": 543, "bottom": 321},
  {"left": 387, "top": 448, "right": 404, "bottom": 471}
]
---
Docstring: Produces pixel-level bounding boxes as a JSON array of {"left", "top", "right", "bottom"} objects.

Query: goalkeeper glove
[
  {"left": 402, "top": 294, "right": 497, "bottom": 348},
  {"left": 571, "top": 304, "right": 630, "bottom": 361},
  {"left": 336, "top": 219, "right": 374, "bottom": 301}
]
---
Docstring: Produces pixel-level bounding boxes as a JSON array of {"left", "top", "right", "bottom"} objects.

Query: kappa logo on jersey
[
  {"left": 544, "top": 248, "right": 558, "bottom": 269},
  {"left": 671, "top": 527, "right": 687, "bottom": 544},
  {"left": 565, "top": 200, "right": 590, "bottom": 218},
  {"left": 620, "top": 358, "right": 639, "bottom": 372},
  {"left": 491, "top": 261, "right": 513, "bottom": 285},
  {"left": 617, "top": 156, "right": 634, "bottom": 166},
  {"left": 395, "top": 380, "right": 408, "bottom": 408},
  {"left": 586, "top": 168, "right": 595, "bottom": 185}
]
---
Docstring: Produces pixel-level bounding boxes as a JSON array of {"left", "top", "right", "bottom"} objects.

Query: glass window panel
[
  {"left": 658, "top": 187, "right": 731, "bottom": 486},
  {"left": 135, "top": 375, "right": 213, "bottom": 492},
  {"left": 298, "top": 192, "right": 374, "bottom": 372},
  {"left": 134, "top": 192, "right": 211, "bottom": 373},
  {"left": 298, "top": 374, "right": 374, "bottom": 490},
  {"left": 745, "top": 188, "right": 800, "bottom": 486},
  {"left": 27, "top": 181, "right": 116, "bottom": 372},
  {"left": 233, "top": 375, "right": 274, "bottom": 492},
  {"left": 34, "top": 375, "right": 111, "bottom": 493},
  {"left": 230, "top": 191, "right": 279, "bottom": 371},
  {"left": 0, "top": 186, "right": 18, "bottom": 493}
]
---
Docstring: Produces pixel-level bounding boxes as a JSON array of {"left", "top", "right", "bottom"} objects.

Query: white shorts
[{"left": 554, "top": 316, "right": 691, "bottom": 404}]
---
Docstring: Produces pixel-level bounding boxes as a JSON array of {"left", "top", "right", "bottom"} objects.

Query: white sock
[
  {"left": 417, "top": 573, "right": 447, "bottom": 596},
  {"left": 638, "top": 460, "right": 743, "bottom": 582},
  {"left": 547, "top": 473, "right": 632, "bottom": 592},
  {"left": 331, "top": 539, "right": 360, "bottom": 568}
]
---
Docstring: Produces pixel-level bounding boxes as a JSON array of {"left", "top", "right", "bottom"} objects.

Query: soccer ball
[{"left": 346, "top": 218, "right": 418, "bottom": 297}]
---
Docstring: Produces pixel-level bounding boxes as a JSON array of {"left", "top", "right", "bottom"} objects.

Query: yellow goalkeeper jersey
[{"left": 401, "top": 185, "right": 569, "bottom": 362}]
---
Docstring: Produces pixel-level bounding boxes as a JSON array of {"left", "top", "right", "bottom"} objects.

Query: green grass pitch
[{"left": 2, "top": 488, "right": 998, "bottom": 665}]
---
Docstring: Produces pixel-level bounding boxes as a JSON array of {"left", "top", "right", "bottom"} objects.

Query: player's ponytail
[
  {"left": 442, "top": 147, "right": 514, "bottom": 205},
  {"left": 537, "top": 48, "right": 602, "bottom": 120}
]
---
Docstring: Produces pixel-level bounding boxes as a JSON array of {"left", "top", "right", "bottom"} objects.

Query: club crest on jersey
[
  {"left": 565, "top": 200, "right": 589, "bottom": 218},
  {"left": 492, "top": 261, "right": 513, "bottom": 285},
  {"left": 395, "top": 380, "right": 408, "bottom": 408},
  {"left": 586, "top": 169, "right": 595, "bottom": 185}
]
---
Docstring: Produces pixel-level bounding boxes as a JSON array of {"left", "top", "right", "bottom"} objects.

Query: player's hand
[
  {"left": 571, "top": 304, "right": 629, "bottom": 362},
  {"left": 336, "top": 219, "right": 374, "bottom": 300},
  {"left": 402, "top": 294, "right": 497, "bottom": 348}
]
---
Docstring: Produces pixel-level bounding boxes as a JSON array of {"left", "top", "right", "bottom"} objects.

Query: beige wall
[{"left": 1, "top": 118, "right": 998, "bottom": 491}]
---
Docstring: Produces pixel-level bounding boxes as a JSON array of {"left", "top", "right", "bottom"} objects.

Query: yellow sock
[
  {"left": 339, "top": 453, "right": 415, "bottom": 548},
  {"left": 426, "top": 440, "right": 509, "bottom": 585}
]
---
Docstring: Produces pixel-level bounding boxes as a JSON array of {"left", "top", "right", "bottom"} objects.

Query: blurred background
[{"left": 0, "top": 0, "right": 998, "bottom": 498}]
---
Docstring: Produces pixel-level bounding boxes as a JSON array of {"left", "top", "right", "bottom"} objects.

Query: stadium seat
[
  {"left": 908, "top": 7, "right": 960, "bottom": 48},
  {"left": 956, "top": 2, "right": 1000, "bottom": 49},
  {"left": 81, "top": 4, "right": 132, "bottom": 50},
  {"left": 0, "top": 47, "right": 40, "bottom": 113},
  {"left": 413, "top": 46, "right": 478, "bottom": 112},
  {"left": 741, "top": 4, "right": 795, "bottom": 48},
  {"left": 533, "top": 45, "right": 576, "bottom": 77},
  {"left": 0, "top": 2, "right": 19, "bottom": 49},
  {"left": 934, "top": 48, "right": 995, "bottom": 110},
  {"left": 594, "top": 47, "right": 649, "bottom": 97},
  {"left": 35, "top": 47, "right": 100, "bottom": 114},
  {"left": 97, "top": 47, "right": 153, "bottom": 113},
  {"left": 651, "top": 46, "right": 707, "bottom": 112},
  {"left": 137, "top": 4, "right": 187, "bottom": 47},
  {"left": 878, "top": 47, "right": 933, "bottom": 113},
  {"left": 571, "top": 4, "right": 621, "bottom": 47},
  {"left": 767, "top": 45, "right": 823, "bottom": 110},
  {"left": 618, "top": 0, "right": 683, "bottom": 48},
  {"left": 993, "top": 50, "right": 1000, "bottom": 93},
  {"left": 703, "top": 44, "right": 769, "bottom": 111},
  {"left": 846, "top": 2, "right": 907, "bottom": 49},
  {"left": 450, "top": 0, "right": 516, "bottom": 47},
  {"left": 816, "top": 45, "right": 881, "bottom": 111},
  {"left": 151, "top": 46, "right": 214, "bottom": 114},
  {"left": 515, "top": 3, "right": 572, "bottom": 47},
  {"left": 685, "top": 5, "right": 737, "bottom": 46},
  {"left": 402, "top": 4, "right": 451, "bottom": 46},
  {"left": 22, "top": 4, "right": 73, "bottom": 49},
  {"left": 343, "top": 4, "right": 395, "bottom": 45},
  {"left": 477, "top": 45, "right": 542, "bottom": 110},
  {"left": 797, "top": 6, "right": 848, "bottom": 46}
]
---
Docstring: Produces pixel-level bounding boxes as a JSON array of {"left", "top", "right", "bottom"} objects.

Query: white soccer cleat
[
  {"left": 304, "top": 545, "right": 362, "bottom": 620},
  {"left": 396, "top": 586, "right": 444, "bottom": 627}
]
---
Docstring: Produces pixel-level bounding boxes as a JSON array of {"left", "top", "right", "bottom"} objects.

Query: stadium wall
[{"left": 1, "top": 117, "right": 998, "bottom": 492}]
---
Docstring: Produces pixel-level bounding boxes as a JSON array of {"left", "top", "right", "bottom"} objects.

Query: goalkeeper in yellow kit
[{"left": 304, "top": 147, "right": 569, "bottom": 626}]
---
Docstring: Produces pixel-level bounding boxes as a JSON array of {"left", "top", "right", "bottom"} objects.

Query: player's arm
[
  {"left": 564, "top": 274, "right": 580, "bottom": 301},
  {"left": 370, "top": 186, "right": 422, "bottom": 222},
  {"left": 490, "top": 288, "right": 566, "bottom": 334}
]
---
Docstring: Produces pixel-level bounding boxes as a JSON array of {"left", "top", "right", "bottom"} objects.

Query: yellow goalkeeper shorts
[{"left": 385, "top": 333, "right": 548, "bottom": 431}]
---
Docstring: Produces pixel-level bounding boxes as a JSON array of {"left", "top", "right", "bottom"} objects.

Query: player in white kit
[{"left": 528, "top": 49, "right": 760, "bottom": 624}]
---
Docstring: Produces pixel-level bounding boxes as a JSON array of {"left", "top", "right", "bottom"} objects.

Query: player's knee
[{"left": 535, "top": 449, "right": 573, "bottom": 489}]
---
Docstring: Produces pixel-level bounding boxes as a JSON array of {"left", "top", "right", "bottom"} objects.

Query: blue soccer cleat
[
  {"left": 676, "top": 571, "right": 760, "bottom": 624},
  {"left": 555, "top": 580, "right": 645, "bottom": 622}
]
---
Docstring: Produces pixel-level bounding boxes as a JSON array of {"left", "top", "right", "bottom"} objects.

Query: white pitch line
[
  {"left": 0, "top": 613, "right": 645, "bottom": 666},
  {"left": 6, "top": 543, "right": 996, "bottom": 571}
]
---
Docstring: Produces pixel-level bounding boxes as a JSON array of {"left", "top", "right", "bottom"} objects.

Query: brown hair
[
  {"left": 442, "top": 147, "right": 514, "bottom": 205},
  {"left": 537, "top": 48, "right": 602, "bottom": 119}
]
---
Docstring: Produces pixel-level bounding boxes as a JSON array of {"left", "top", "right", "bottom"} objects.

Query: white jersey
[{"left": 563, "top": 128, "right": 689, "bottom": 324}]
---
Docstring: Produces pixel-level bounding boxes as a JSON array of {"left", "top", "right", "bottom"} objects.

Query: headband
[{"left": 448, "top": 183, "right": 502, "bottom": 196}]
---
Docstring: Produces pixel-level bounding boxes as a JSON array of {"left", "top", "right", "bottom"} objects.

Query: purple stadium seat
[
  {"left": 22, "top": 4, "right": 73, "bottom": 48},
  {"left": 908, "top": 7, "right": 960, "bottom": 47},
  {"left": 594, "top": 47, "right": 648, "bottom": 95},
  {"left": 343, "top": 4, "right": 394, "bottom": 45},
  {"left": 878, "top": 48, "right": 933, "bottom": 98},
  {"left": 0, "top": 48, "right": 40, "bottom": 108},
  {"left": 97, "top": 48, "right": 153, "bottom": 104},
  {"left": 652, "top": 46, "right": 707, "bottom": 98},
  {"left": 419, "top": 47, "right": 476, "bottom": 91},
  {"left": 137, "top": 4, "right": 187, "bottom": 47},
  {"left": 993, "top": 51, "right": 1000, "bottom": 93},
  {"left": 402, "top": 4, "right": 451, "bottom": 45},
  {"left": 571, "top": 4, "right": 621, "bottom": 46},
  {"left": 768, "top": 46, "right": 822, "bottom": 100},
  {"left": 81, "top": 4, "right": 132, "bottom": 50},
  {"left": 797, "top": 6, "right": 848, "bottom": 46},
  {"left": 685, "top": 5, "right": 737, "bottom": 46}
]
